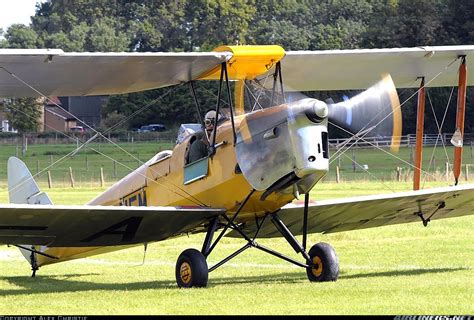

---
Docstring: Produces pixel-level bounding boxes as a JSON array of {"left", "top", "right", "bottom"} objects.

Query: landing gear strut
[{"left": 174, "top": 192, "right": 339, "bottom": 288}]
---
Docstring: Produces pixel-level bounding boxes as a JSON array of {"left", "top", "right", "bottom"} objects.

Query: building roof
[{"left": 45, "top": 106, "right": 75, "bottom": 121}]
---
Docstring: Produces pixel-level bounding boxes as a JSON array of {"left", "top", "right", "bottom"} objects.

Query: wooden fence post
[
  {"left": 396, "top": 167, "right": 401, "bottom": 182},
  {"left": 47, "top": 171, "right": 53, "bottom": 189},
  {"left": 100, "top": 167, "right": 105, "bottom": 187},
  {"left": 336, "top": 166, "right": 340, "bottom": 183},
  {"left": 445, "top": 162, "right": 449, "bottom": 182},
  {"left": 465, "top": 164, "right": 469, "bottom": 181},
  {"left": 69, "top": 167, "right": 75, "bottom": 188},
  {"left": 352, "top": 150, "right": 356, "bottom": 172}
]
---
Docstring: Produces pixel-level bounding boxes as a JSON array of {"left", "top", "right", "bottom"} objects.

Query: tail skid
[{"left": 8, "top": 156, "right": 53, "bottom": 276}]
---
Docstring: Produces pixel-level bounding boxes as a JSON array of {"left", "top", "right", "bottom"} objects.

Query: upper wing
[
  {"left": 279, "top": 45, "right": 474, "bottom": 91},
  {"left": 0, "top": 49, "right": 230, "bottom": 96},
  {"left": 228, "top": 184, "right": 474, "bottom": 238},
  {"left": 0, "top": 204, "right": 224, "bottom": 246},
  {"left": 2, "top": 45, "right": 473, "bottom": 97}
]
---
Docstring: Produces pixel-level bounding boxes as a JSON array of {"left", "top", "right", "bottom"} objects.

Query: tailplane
[{"left": 8, "top": 156, "right": 53, "bottom": 275}]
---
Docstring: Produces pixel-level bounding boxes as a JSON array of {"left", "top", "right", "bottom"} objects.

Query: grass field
[{"left": 0, "top": 182, "right": 472, "bottom": 315}]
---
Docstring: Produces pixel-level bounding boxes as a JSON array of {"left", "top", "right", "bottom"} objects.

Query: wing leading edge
[
  {"left": 228, "top": 184, "right": 474, "bottom": 238},
  {"left": 0, "top": 204, "right": 224, "bottom": 246},
  {"left": 2, "top": 45, "right": 474, "bottom": 97},
  {"left": 279, "top": 45, "right": 474, "bottom": 91},
  {"left": 0, "top": 50, "right": 231, "bottom": 96}
]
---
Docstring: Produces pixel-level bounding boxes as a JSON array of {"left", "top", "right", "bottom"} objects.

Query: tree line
[{"left": 0, "top": 0, "right": 472, "bottom": 136}]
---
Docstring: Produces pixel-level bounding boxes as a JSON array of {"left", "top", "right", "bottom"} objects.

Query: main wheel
[
  {"left": 175, "top": 248, "right": 208, "bottom": 288},
  {"left": 306, "top": 242, "right": 339, "bottom": 282}
]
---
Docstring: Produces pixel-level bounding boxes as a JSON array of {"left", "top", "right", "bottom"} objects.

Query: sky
[{"left": 0, "top": 0, "right": 46, "bottom": 33}]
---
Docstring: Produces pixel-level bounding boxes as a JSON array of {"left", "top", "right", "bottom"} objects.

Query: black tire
[
  {"left": 175, "top": 248, "right": 208, "bottom": 288},
  {"left": 306, "top": 242, "right": 339, "bottom": 282}
]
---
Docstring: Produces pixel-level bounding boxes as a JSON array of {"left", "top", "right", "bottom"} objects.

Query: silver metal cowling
[
  {"left": 287, "top": 99, "right": 329, "bottom": 178},
  {"left": 235, "top": 99, "right": 329, "bottom": 192}
]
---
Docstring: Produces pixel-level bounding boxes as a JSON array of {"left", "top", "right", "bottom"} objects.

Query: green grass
[{"left": 0, "top": 182, "right": 472, "bottom": 315}]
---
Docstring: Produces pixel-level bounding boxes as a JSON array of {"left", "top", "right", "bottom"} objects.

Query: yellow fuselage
[
  {"left": 90, "top": 116, "right": 295, "bottom": 216},
  {"left": 37, "top": 115, "right": 295, "bottom": 266}
]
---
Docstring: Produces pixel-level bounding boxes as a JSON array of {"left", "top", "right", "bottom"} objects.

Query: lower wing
[
  {"left": 0, "top": 204, "right": 224, "bottom": 246},
  {"left": 228, "top": 184, "right": 474, "bottom": 238}
]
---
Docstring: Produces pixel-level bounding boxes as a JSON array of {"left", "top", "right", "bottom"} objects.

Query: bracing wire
[
  {"left": 421, "top": 86, "right": 455, "bottom": 188},
  {"left": 328, "top": 56, "right": 461, "bottom": 186},
  {"left": 0, "top": 65, "right": 207, "bottom": 207},
  {"left": 4, "top": 101, "right": 207, "bottom": 207}
]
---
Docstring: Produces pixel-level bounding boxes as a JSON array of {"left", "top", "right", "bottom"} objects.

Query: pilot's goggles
[{"left": 204, "top": 118, "right": 215, "bottom": 126}]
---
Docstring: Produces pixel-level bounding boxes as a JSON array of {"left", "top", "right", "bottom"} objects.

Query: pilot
[{"left": 187, "top": 110, "right": 218, "bottom": 164}]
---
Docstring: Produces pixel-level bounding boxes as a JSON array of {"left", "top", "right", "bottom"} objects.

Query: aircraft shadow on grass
[{"left": 1, "top": 267, "right": 468, "bottom": 295}]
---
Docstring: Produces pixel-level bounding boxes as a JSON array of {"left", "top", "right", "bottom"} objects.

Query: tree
[
  {"left": 3, "top": 0, "right": 472, "bottom": 135},
  {"left": 441, "top": 1, "right": 474, "bottom": 45},
  {"left": 1, "top": 98, "right": 42, "bottom": 133},
  {"left": 184, "top": 0, "right": 255, "bottom": 51},
  {"left": 100, "top": 110, "right": 128, "bottom": 132},
  {"left": 362, "top": 0, "right": 444, "bottom": 48},
  {"left": 1, "top": 98, "right": 43, "bottom": 155},
  {"left": 3, "top": 24, "right": 40, "bottom": 48}
]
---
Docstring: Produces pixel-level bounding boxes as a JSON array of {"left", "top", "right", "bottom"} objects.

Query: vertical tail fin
[
  {"left": 8, "top": 157, "right": 52, "bottom": 205},
  {"left": 8, "top": 157, "right": 53, "bottom": 274}
]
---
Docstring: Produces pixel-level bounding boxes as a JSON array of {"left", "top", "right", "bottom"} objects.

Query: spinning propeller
[
  {"left": 326, "top": 74, "right": 402, "bottom": 152},
  {"left": 284, "top": 74, "right": 402, "bottom": 152}
]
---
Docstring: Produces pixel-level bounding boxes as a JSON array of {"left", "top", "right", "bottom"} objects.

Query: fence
[
  {"left": 0, "top": 131, "right": 177, "bottom": 145},
  {"left": 328, "top": 133, "right": 474, "bottom": 149},
  {"left": 0, "top": 131, "right": 473, "bottom": 188},
  {"left": 2, "top": 132, "right": 473, "bottom": 147}
]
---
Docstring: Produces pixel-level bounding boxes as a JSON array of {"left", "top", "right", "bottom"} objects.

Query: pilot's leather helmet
[{"left": 204, "top": 110, "right": 223, "bottom": 127}]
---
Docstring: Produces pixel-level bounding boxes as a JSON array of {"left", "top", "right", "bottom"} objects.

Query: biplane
[{"left": 0, "top": 45, "right": 473, "bottom": 288}]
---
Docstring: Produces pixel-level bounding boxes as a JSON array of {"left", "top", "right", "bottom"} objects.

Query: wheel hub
[
  {"left": 311, "top": 256, "right": 323, "bottom": 277},
  {"left": 180, "top": 262, "right": 192, "bottom": 284}
]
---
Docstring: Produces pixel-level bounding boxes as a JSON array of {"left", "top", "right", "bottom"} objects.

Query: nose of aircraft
[{"left": 235, "top": 98, "right": 330, "bottom": 195}]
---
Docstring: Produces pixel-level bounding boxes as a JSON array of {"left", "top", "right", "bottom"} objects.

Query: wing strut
[
  {"left": 209, "top": 62, "right": 238, "bottom": 156},
  {"left": 413, "top": 77, "right": 426, "bottom": 191},
  {"left": 189, "top": 81, "right": 204, "bottom": 125},
  {"left": 453, "top": 56, "right": 467, "bottom": 185}
]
